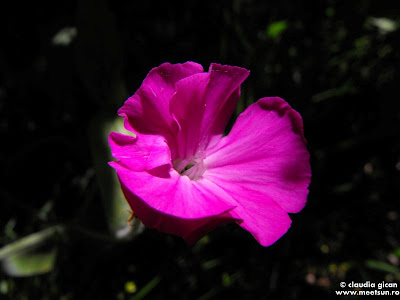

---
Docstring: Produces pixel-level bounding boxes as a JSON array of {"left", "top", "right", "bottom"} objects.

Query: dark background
[{"left": 1, "top": 0, "right": 399, "bottom": 299}]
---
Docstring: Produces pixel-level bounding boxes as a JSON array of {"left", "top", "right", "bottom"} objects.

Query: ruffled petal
[
  {"left": 119, "top": 187, "right": 235, "bottom": 244},
  {"left": 118, "top": 62, "right": 203, "bottom": 137},
  {"left": 110, "top": 162, "right": 238, "bottom": 243},
  {"left": 232, "top": 196, "right": 292, "bottom": 247},
  {"left": 109, "top": 162, "right": 236, "bottom": 221},
  {"left": 169, "top": 73, "right": 210, "bottom": 160},
  {"left": 204, "top": 97, "right": 311, "bottom": 222},
  {"left": 200, "top": 178, "right": 291, "bottom": 246},
  {"left": 109, "top": 132, "right": 172, "bottom": 171},
  {"left": 170, "top": 64, "right": 249, "bottom": 160},
  {"left": 200, "top": 64, "right": 250, "bottom": 142}
]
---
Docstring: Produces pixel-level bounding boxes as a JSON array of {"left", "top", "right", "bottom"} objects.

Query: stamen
[
  {"left": 180, "top": 163, "right": 195, "bottom": 174},
  {"left": 173, "top": 158, "right": 205, "bottom": 180}
]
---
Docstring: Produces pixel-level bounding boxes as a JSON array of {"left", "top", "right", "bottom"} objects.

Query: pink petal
[
  {"left": 233, "top": 197, "right": 292, "bottom": 247},
  {"left": 109, "top": 132, "right": 172, "bottom": 171},
  {"left": 169, "top": 73, "right": 210, "bottom": 159},
  {"left": 119, "top": 187, "right": 235, "bottom": 244},
  {"left": 109, "top": 163, "right": 237, "bottom": 238},
  {"left": 205, "top": 97, "right": 311, "bottom": 213},
  {"left": 200, "top": 178, "right": 292, "bottom": 246},
  {"left": 203, "top": 97, "right": 311, "bottom": 244},
  {"left": 118, "top": 62, "right": 203, "bottom": 138},
  {"left": 201, "top": 64, "right": 250, "bottom": 142},
  {"left": 170, "top": 64, "right": 249, "bottom": 160}
]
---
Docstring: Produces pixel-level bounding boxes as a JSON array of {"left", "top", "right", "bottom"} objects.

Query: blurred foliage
[
  {"left": 0, "top": 0, "right": 399, "bottom": 299},
  {"left": 266, "top": 20, "right": 287, "bottom": 39}
]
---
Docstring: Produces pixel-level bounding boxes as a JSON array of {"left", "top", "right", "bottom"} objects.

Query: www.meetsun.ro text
[{"left": 335, "top": 290, "right": 399, "bottom": 296}]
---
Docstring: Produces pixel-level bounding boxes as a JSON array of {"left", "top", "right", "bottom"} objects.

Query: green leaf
[
  {"left": 267, "top": 20, "right": 287, "bottom": 39},
  {"left": 0, "top": 226, "right": 62, "bottom": 260},
  {"left": 222, "top": 272, "right": 231, "bottom": 287},
  {"left": 131, "top": 276, "right": 160, "bottom": 300},
  {"left": 365, "top": 259, "right": 400, "bottom": 274},
  {"left": 311, "top": 82, "right": 357, "bottom": 103},
  {"left": 368, "top": 17, "right": 398, "bottom": 34},
  {"left": 0, "top": 226, "right": 62, "bottom": 277},
  {"left": 2, "top": 248, "right": 57, "bottom": 277}
]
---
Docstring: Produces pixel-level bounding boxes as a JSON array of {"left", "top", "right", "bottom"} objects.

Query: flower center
[{"left": 173, "top": 157, "right": 206, "bottom": 181}]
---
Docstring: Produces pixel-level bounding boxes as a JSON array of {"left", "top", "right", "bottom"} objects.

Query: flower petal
[
  {"left": 110, "top": 162, "right": 238, "bottom": 243},
  {"left": 201, "top": 64, "right": 250, "bottom": 141},
  {"left": 109, "top": 162, "right": 236, "bottom": 221},
  {"left": 119, "top": 186, "right": 235, "bottom": 244},
  {"left": 200, "top": 178, "right": 292, "bottom": 246},
  {"left": 170, "top": 63, "right": 249, "bottom": 159},
  {"left": 204, "top": 97, "right": 311, "bottom": 215},
  {"left": 169, "top": 73, "right": 210, "bottom": 159},
  {"left": 118, "top": 62, "right": 204, "bottom": 137},
  {"left": 109, "top": 132, "right": 172, "bottom": 171}
]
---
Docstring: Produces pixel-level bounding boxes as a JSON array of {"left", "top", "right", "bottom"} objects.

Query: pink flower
[{"left": 109, "top": 62, "right": 311, "bottom": 246}]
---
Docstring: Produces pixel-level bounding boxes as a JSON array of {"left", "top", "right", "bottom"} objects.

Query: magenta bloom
[{"left": 109, "top": 62, "right": 311, "bottom": 246}]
